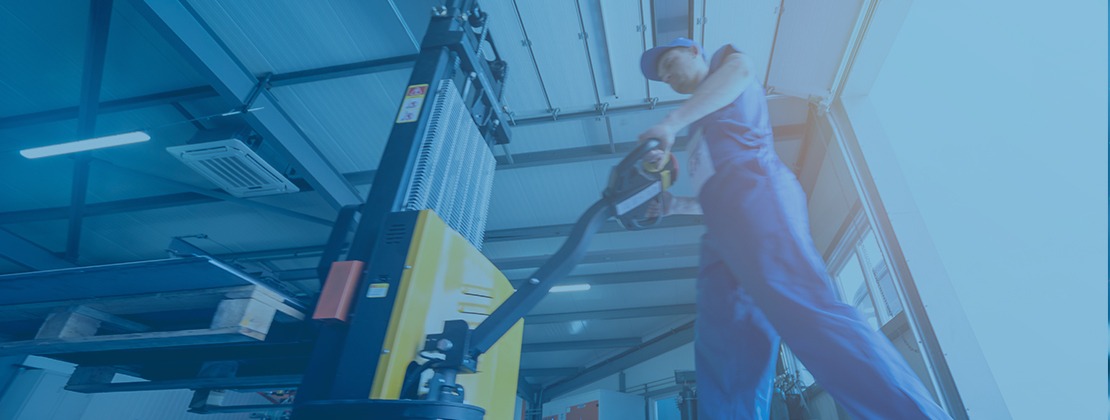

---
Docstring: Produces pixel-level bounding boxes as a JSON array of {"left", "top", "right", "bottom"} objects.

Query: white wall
[{"left": 845, "top": 0, "right": 1107, "bottom": 418}]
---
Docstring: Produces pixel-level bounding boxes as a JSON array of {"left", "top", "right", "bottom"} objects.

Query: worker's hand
[
  {"left": 639, "top": 122, "right": 678, "bottom": 171},
  {"left": 647, "top": 194, "right": 702, "bottom": 217},
  {"left": 644, "top": 191, "right": 675, "bottom": 219},
  {"left": 638, "top": 121, "right": 678, "bottom": 155}
]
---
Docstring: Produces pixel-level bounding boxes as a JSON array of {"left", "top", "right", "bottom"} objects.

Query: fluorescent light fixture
[
  {"left": 550, "top": 284, "right": 591, "bottom": 293},
  {"left": 20, "top": 131, "right": 150, "bottom": 159}
]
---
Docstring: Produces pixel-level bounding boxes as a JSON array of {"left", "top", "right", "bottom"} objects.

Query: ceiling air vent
[{"left": 166, "top": 139, "right": 299, "bottom": 198}]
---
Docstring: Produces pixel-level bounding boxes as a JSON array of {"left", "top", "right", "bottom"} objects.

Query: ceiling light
[
  {"left": 550, "top": 284, "right": 591, "bottom": 293},
  {"left": 20, "top": 131, "right": 150, "bottom": 159}
]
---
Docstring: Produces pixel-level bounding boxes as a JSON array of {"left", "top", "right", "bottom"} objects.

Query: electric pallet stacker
[
  {"left": 295, "top": 140, "right": 677, "bottom": 419},
  {"left": 289, "top": 0, "right": 679, "bottom": 417}
]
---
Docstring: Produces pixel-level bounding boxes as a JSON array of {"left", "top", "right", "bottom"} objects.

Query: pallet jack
[
  {"left": 286, "top": 1, "right": 679, "bottom": 417},
  {"left": 293, "top": 138, "right": 676, "bottom": 418}
]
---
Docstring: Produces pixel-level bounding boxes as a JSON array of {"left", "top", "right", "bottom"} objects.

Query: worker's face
[{"left": 656, "top": 46, "right": 706, "bottom": 94}]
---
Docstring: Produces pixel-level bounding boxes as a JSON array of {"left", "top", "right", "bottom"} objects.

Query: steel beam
[
  {"left": 487, "top": 215, "right": 702, "bottom": 243},
  {"left": 0, "top": 193, "right": 216, "bottom": 225},
  {"left": 0, "top": 52, "right": 417, "bottom": 129},
  {"left": 494, "top": 136, "right": 689, "bottom": 169},
  {"left": 0, "top": 86, "right": 215, "bottom": 130},
  {"left": 542, "top": 321, "right": 695, "bottom": 401},
  {"left": 520, "top": 368, "right": 581, "bottom": 378},
  {"left": 76, "top": 0, "right": 113, "bottom": 136},
  {"left": 510, "top": 266, "right": 698, "bottom": 288},
  {"left": 526, "top": 304, "right": 696, "bottom": 325},
  {"left": 65, "top": 158, "right": 91, "bottom": 262},
  {"left": 279, "top": 262, "right": 698, "bottom": 288},
  {"left": 134, "top": 0, "right": 361, "bottom": 209},
  {"left": 522, "top": 338, "right": 641, "bottom": 353},
  {"left": 510, "top": 100, "right": 679, "bottom": 127},
  {"left": 268, "top": 54, "right": 418, "bottom": 88},
  {"left": 0, "top": 120, "right": 796, "bottom": 226},
  {"left": 66, "top": 0, "right": 114, "bottom": 263},
  {"left": 0, "top": 228, "right": 75, "bottom": 270},
  {"left": 91, "top": 159, "right": 333, "bottom": 226},
  {"left": 510, "top": 94, "right": 788, "bottom": 127},
  {"left": 493, "top": 243, "right": 700, "bottom": 271}
]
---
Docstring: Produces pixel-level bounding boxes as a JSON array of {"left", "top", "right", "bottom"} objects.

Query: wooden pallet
[{"left": 0, "top": 285, "right": 304, "bottom": 356}]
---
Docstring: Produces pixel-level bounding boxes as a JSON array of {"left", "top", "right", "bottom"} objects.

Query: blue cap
[{"left": 640, "top": 37, "right": 703, "bottom": 81}]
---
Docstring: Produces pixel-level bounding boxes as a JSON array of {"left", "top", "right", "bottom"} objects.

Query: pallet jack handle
[{"left": 467, "top": 139, "right": 663, "bottom": 358}]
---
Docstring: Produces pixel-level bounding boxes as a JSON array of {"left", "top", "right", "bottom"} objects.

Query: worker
[{"left": 638, "top": 37, "right": 952, "bottom": 419}]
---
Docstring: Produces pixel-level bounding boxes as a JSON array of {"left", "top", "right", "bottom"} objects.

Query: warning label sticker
[
  {"left": 367, "top": 283, "right": 390, "bottom": 298},
  {"left": 395, "top": 84, "right": 429, "bottom": 123}
]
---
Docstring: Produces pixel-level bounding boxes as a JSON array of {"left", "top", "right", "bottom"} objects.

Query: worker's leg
[
  {"left": 699, "top": 160, "right": 951, "bottom": 420},
  {"left": 696, "top": 243, "right": 781, "bottom": 419}
]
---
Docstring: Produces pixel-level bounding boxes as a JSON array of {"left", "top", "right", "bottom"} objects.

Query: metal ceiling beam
[
  {"left": 493, "top": 243, "right": 700, "bottom": 271},
  {"left": 246, "top": 123, "right": 794, "bottom": 206},
  {"left": 510, "top": 266, "right": 698, "bottom": 289},
  {"left": 66, "top": 0, "right": 115, "bottom": 263},
  {"left": 135, "top": 0, "right": 362, "bottom": 210},
  {"left": 523, "top": 338, "right": 641, "bottom": 353},
  {"left": 0, "top": 59, "right": 790, "bottom": 134},
  {"left": 520, "top": 368, "right": 581, "bottom": 378},
  {"left": 76, "top": 0, "right": 113, "bottom": 136},
  {"left": 511, "top": 100, "right": 682, "bottom": 127},
  {"left": 276, "top": 264, "right": 698, "bottom": 290},
  {"left": 0, "top": 115, "right": 795, "bottom": 229},
  {"left": 0, "top": 193, "right": 216, "bottom": 225},
  {"left": 487, "top": 215, "right": 702, "bottom": 243},
  {"left": 0, "top": 86, "right": 215, "bottom": 130},
  {"left": 65, "top": 159, "right": 91, "bottom": 262},
  {"left": 493, "top": 135, "right": 690, "bottom": 169},
  {"left": 0, "top": 224, "right": 76, "bottom": 399},
  {"left": 0, "top": 54, "right": 417, "bottom": 130},
  {"left": 278, "top": 264, "right": 698, "bottom": 292},
  {"left": 542, "top": 321, "right": 695, "bottom": 401},
  {"left": 0, "top": 228, "right": 75, "bottom": 271},
  {"left": 510, "top": 94, "right": 789, "bottom": 127},
  {"left": 215, "top": 245, "right": 324, "bottom": 262},
  {"left": 526, "top": 304, "right": 696, "bottom": 325},
  {"left": 492, "top": 123, "right": 805, "bottom": 170},
  {"left": 91, "top": 159, "right": 333, "bottom": 226},
  {"left": 220, "top": 239, "right": 702, "bottom": 269},
  {"left": 267, "top": 54, "right": 418, "bottom": 88}
]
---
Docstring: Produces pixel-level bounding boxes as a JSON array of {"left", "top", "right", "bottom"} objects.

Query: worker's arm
[
  {"left": 638, "top": 50, "right": 756, "bottom": 150},
  {"left": 647, "top": 193, "right": 703, "bottom": 217},
  {"left": 670, "top": 196, "right": 702, "bottom": 215}
]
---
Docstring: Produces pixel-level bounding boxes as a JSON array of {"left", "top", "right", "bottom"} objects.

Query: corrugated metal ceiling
[
  {"left": 185, "top": 0, "right": 418, "bottom": 75},
  {"left": 268, "top": 70, "right": 411, "bottom": 174},
  {"left": 0, "top": 2, "right": 94, "bottom": 116}
]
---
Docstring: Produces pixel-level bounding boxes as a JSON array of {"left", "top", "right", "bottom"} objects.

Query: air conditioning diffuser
[{"left": 166, "top": 139, "right": 299, "bottom": 197}]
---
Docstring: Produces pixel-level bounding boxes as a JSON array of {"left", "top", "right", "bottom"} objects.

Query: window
[
  {"left": 652, "top": 395, "right": 682, "bottom": 420},
  {"left": 834, "top": 252, "right": 880, "bottom": 330},
  {"left": 651, "top": 0, "right": 692, "bottom": 45},
  {"left": 825, "top": 213, "right": 907, "bottom": 330},
  {"left": 858, "top": 231, "right": 904, "bottom": 320}
]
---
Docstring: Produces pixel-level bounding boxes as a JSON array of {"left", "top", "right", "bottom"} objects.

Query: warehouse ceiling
[{"left": 0, "top": 0, "right": 865, "bottom": 390}]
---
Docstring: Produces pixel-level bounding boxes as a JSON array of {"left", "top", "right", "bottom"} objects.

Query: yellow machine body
[{"left": 369, "top": 210, "right": 523, "bottom": 419}]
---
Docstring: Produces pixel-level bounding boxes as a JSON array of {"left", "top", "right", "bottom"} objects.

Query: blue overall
[{"left": 692, "top": 45, "right": 951, "bottom": 420}]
